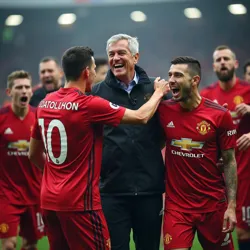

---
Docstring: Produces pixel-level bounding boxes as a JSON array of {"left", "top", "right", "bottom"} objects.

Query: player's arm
[
  {"left": 121, "top": 77, "right": 169, "bottom": 124},
  {"left": 221, "top": 148, "right": 237, "bottom": 208},
  {"left": 28, "top": 138, "right": 46, "bottom": 171},
  {"left": 221, "top": 148, "right": 237, "bottom": 232},
  {"left": 218, "top": 110, "right": 238, "bottom": 233},
  {"left": 28, "top": 110, "right": 45, "bottom": 171}
]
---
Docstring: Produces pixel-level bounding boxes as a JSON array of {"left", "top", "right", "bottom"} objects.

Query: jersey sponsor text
[{"left": 227, "top": 129, "right": 237, "bottom": 136}]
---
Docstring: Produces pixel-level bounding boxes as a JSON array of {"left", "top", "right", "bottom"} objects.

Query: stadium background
[{"left": 0, "top": 0, "right": 249, "bottom": 249}]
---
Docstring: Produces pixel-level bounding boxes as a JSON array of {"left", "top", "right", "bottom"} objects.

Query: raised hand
[
  {"left": 235, "top": 103, "right": 250, "bottom": 117},
  {"left": 154, "top": 77, "right": 170, "bottom": 95},
  {"left": 237, "top": 133, "right": 250, "bottom": 151}
]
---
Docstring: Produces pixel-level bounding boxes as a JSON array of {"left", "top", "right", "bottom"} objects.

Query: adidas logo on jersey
[
  {"left": 4, "top": 128, "right": 13, "bottom": 134},
  {"left": 167, "top": 121, "right": 175, "bottom": 128}
]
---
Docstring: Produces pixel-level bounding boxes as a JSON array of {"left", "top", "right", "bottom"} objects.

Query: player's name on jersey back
[{"left": 39, "top": 100, "right": 79, "bottom": 111}]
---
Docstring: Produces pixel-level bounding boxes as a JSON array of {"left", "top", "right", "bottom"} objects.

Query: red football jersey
[
  {"left": 158, "top": 98, "right": 236, "bottom": 213},
  {"left": 201, "top": 79, "right": 250, "bottom": 180},
  {"left": 31, "top": 88, "right": 125, "bottom": 211},
  {"left": 0, "top": 105, "right": 42, "bottom": 205}
]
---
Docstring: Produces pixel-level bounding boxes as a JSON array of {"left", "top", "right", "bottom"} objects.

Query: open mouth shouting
[
  {"left": 171, "top": 87, "right": 180, "bottom": 98},
  {"left": 44, "top": 78, "right": 54, "bottom": 84},
  {"left": 220, "top": 66, "right": 228, "bottom": 73},
  {"left": 20, "top": 96, "right": 28, "bottom": 106}
]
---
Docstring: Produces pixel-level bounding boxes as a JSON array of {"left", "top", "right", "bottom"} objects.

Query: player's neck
[
  {"left": 11, "top": 103, "right": 28, "bottom": 120},
  {"left": 219, "top": 75, "right": 237, "bottom": 91},
  {"left": 180, "top": 91, "right": 202, "bottom": 111},
  {"left": 64, "top": 81, "right": 86, "bottom": 94}
]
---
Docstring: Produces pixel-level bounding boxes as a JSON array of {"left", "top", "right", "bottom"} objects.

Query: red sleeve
[
  {"left": 218, "top": 110, "right": 237, "bottom": 150},
  {"left": 87, "top": 96, "right": 126, "bottom": 126},
  {"left": 31, "top": 110, "right": 42, "bottom": 140}
]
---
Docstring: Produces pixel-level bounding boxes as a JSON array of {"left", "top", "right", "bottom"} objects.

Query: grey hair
[{"left": 106, "top": 34, "right": 139, "bottom": 56}]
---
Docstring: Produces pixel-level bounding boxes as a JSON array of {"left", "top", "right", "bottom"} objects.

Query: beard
[
  {"left": 43, "top": 78, "right": 59, "bottom": 92},
  {"left": 174, "top": 85, "right": 192, "bottom": 102},
  {"left": 216, "top": 67, "right": 235, "bottom": 82}
]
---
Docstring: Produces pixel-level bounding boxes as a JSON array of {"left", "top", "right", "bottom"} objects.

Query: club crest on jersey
[
  {"left": 164, "top": 233, "right": 172, "bottom": 245},
  {"left": 109, "top": 102, "right": 120, "bottom": 109},
  {"left": 233, "top": 95, "right": 244, "bottom": 105},
  {"left": 0, "top": 223, "right": 9, "bottom": 233},
  {"left": 196, "top": 121, "right": 211, "bottom": 135}
]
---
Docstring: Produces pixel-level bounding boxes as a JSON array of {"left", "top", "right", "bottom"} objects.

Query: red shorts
[
  {"left": 163, "top": 208, "right": 234, "bottom": 250},
  {"left": 42, "top": 209, "right": 111, "bottom": 250},
  {"left": 0, "top": 201, "right": 44, "bottom": 242},
  {"left": 236, "top": 179, "right": 250, "bottom": 230}
]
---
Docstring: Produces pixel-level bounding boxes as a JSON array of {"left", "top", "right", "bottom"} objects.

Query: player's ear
[
  {"left": 192, "top": 75, "right": 200, "bottom": 87},
  {"left": 59, "top": 67, "right": 64, "bottom": 79},
  {"left": 81, "top": 67, "right": 89, "bottom": 79},
  {"left": 234, "top": 59, "right": 239, "bottom": 70},
  {"left": 85, "top": 67, "right": 90, "bottom": 78},
  {"left": 133, "top": 53, "right": 140, "bottom": 64},
  {"left": 212, "top": 62, "right": 216, "bottom": 72},
  {"left": 6, "top": 88, "right": 11, "bottom": 97}
]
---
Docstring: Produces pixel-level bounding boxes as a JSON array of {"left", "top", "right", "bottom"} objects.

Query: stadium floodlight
[
  {"left": 184, "top": 8, "right": 202, "bottom": 19},
  {"left": 228, "top": 4, "right": 247, "bottom": 15},
  {"left": 5, "top": 15, "right": 23, "bottom": 26},
  {"left": 58, "top": 13, "right": 76, "bottom": 25},
  {"left": 130, "top": 11, "right": 147, "bottom": 22}
]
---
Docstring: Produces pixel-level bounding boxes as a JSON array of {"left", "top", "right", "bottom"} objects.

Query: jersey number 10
[
  {"left": 38, "top": 118, "right": 67, "bottom": 165},
  {"left": 242, "top": 206, "right": 250, "bottom": 222}
]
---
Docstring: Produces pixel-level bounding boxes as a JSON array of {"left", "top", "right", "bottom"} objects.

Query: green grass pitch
[{"left": 12, "top": 231, "right": 239, "bottom": 250}]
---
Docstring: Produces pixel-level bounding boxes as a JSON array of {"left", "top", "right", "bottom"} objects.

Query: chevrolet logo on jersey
[
  {"left": 171, "top": 138, "right": 204, "bottom": 151},
  {"left": 171, "top": 138, "right": 205, "bottom": 158},
  {"left": 8, "top": 140, "right": 30, "bottom": 151}
]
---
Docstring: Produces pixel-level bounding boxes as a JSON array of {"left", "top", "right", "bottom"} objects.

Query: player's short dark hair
[
  {"left": 40, "top": 56, "right": 60, "bottom": 66},
  {"left": 243, "top": 60, "right": 250, "bottom": 74},
  {"left": 95, "top": 58, "right": 108, "bottom": 70},
  {"left": 214, "top": 45, "right": 236, "bottom": 59},
  {"left": 7, "top": 70, "right": 32, "bottom": 89},
  {"left": 171, "top": 56, "right": 201, "bottom": 78},
  {"left": 61, "top": 46, "right": 94, "bottom": 82}
]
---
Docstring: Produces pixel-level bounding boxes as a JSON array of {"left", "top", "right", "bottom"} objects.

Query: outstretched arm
[{"left": 121, "top": 77, "right": 169, "bottom": 124}]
